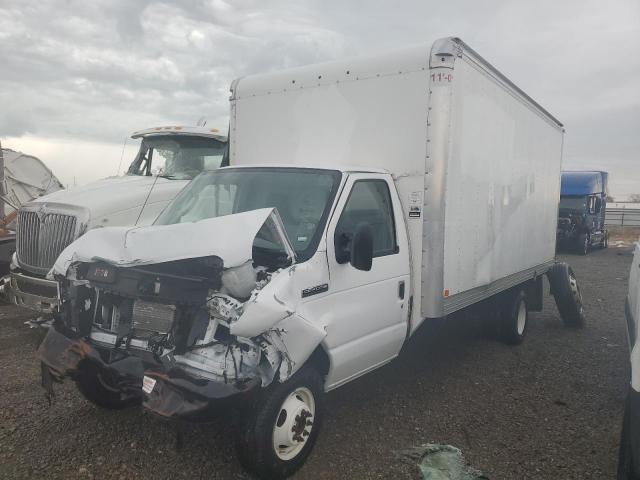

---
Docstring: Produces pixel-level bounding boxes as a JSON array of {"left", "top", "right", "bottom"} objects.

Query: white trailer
[
  {"left": 230, "top": 36, "right": 565, "bottom": 333},
  {"left": 41, "top": 37, "right": 584, "bottom": 479}
]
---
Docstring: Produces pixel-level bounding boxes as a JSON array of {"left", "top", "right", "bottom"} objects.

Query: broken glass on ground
[{"left": 402, "top": 444, "right": 489, "bottom": 480}]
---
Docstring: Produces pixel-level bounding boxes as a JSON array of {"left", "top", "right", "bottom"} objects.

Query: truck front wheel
[
  {"left": 499, "top": 290, "right": 528, "bottom": 345},
  {"left": 236, "top": 366, "right": 324, "bottom": 479}
]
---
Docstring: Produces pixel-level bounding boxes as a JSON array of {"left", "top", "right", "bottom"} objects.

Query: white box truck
[{"left": 38, "top": 37, "right": 584, "bottom": 478}]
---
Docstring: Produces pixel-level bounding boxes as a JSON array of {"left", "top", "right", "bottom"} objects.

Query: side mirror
[
  {"left": 350, "top": 223, "right": 374, "bottom": 271},
  {"left": 594, "top": 197, "right": 602, "bottom": 213}
]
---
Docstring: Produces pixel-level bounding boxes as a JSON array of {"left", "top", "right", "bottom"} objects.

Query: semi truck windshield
[
  {"left": 155, "top": 168, "right": 341, "bottom": 261},
  {"left": 128, "top": 136, "right": 227, "bottom": 180},
  {"left": 559, "top": 196, "right": 588, "bottom": 211}
]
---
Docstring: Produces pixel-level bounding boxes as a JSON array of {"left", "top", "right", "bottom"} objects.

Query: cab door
[{"left": 323, "top": 173, "right": 410, "bottom": 389}]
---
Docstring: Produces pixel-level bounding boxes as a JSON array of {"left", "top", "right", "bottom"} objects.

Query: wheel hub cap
[{"left": 273, "top": 387, "right": 315, "bottom": 461}]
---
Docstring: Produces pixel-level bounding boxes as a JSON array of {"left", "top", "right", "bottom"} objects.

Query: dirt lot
[
  {"left": 609, "top": 226, "right": 640, "bottom": 245},
  {"left": 0, "top": 246, "right": 635, "bottom": 479}
]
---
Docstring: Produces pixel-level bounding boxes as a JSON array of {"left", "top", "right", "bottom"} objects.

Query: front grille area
[
  {"left": 17, "top": 210, "right": 77, "bottom": 273},
  {"left": 132, "top": 300, "right": 176, "bottom": 336}
]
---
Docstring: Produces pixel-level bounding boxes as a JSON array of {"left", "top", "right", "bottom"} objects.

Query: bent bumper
[
  {"left": 38, "top": 326, "right": 144, "bottom": 400},
  {"left": 3, "top": 272, "right": 59, "bottom": 313},
  {"left": 38, "top": 326, "right": 261, "bottom": 420},
  {"left": 143, "top": 368, "right": 261, "bottom": 420}
]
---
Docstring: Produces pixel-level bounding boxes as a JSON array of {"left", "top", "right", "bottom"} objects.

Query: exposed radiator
[{"left": 132, "top": 300, "right": 176, "bottom": 336}]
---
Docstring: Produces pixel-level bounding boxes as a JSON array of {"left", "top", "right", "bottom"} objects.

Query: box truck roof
[
  {"left": 231, "top": 37, "right": 563, "bottom": 130},
  {"left": 219, "top": 164, "right": 388, "bottom": 174}
]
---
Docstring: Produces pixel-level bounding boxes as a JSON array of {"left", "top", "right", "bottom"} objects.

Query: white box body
[{"left": 230, "top": 37, "right": 564, "bottom": 333}]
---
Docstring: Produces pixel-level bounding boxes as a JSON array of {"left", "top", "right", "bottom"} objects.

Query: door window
[{"left": 335, "top": 180, "right": 397, "bottom": 261}]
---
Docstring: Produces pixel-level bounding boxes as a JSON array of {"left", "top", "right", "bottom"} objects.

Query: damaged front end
[{"left": 39, "top": 208, "right": 325, "bottom": 420}]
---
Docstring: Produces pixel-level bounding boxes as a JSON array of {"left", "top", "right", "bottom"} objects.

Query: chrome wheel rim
[{"left": 272, "top": 387, "right": 315, "bottom": 461}]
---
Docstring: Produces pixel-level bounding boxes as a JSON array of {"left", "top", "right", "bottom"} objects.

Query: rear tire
[
  {"left": 547, "top": 262, "right": 586, "bottom": 328},
  {"left": 75, "top": 362, "right": 139, "bottom": 410},
  {"left": 499, "top": 290, "right": 528, "bottom": 345},
  {"left": 236, "top": 366, "right": 324, "bottom": 479},
  {"left": 602, "top": 232, "right": 609, "bottom": 249}
]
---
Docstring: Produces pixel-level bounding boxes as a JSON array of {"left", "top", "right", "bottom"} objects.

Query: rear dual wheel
[
  {"left": 547, "top": 262, "right": 585, "bottom": 327},
  {"left": 499, "top": 290, "right": 528, "bottom": 345}
]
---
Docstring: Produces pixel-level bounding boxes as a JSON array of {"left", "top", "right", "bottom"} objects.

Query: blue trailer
[{"left": 557, "top": 170, "right": 609, "bottom": 254}]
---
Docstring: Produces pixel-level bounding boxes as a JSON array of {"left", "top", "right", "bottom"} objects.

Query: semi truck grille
[{"left": 16, "top": 210, "right": 78, "bottom": 273}]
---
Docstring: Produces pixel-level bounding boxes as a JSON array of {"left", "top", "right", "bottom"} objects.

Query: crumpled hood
[
  {"left": 51, "top": 208, "right": 280, "bottom": 278},
  {"left": 31, "top": 175, "right": 187, "bottom": 225}
]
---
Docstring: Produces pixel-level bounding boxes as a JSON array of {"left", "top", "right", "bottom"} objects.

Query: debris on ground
[{"left": 402, "top": 444, "right": 489, "bottom": 480}]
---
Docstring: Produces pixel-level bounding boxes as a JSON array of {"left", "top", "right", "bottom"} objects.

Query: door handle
[{"left": 398, "top": 281, "right": 405, "bottom": 300}]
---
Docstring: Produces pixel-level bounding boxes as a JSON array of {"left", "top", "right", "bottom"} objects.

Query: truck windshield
[
  {"left": 559, "top": 196, "right": 588, "bottom": 212},
  {"left": 155, "top": 168, "right": 342, "bottom": 261},
  {"left": 127, "top": 135, "right": 227, "bottom": 180}
]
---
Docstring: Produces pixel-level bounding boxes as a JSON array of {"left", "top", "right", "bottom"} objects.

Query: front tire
[
  {"left": 236, "top": 366, "right": 324, "bottom": 479},
  {"left": 499, "top": 290, "right": 528, "bottom": 345},
  {"left": 75, "top": 362, "right": 139, "bottom": 410}
]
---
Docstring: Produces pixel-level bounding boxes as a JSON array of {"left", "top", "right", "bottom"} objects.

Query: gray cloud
[{"left": 1, "top": 0, "right": 639, "bottom": 195}]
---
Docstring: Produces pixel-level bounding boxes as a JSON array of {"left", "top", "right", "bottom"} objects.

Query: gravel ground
[{"left": 0, "top": 246, "right": 634, "bottom": 479}]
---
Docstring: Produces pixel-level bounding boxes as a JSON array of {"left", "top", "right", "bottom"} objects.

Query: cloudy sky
[{"left": 1, "top": 0, "right": 639, "bottom": 198}]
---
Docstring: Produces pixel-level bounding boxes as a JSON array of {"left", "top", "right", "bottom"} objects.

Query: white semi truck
[
  {"left": 5, "top": 125, "right": 227, "bottom": 313},
  {"left": 38, "top": 37, "right": 583, "bottom": 478}
]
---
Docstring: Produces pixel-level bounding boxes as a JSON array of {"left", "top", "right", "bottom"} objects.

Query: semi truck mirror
[{"left": 350, "top": 223, "right": 374, "bottom": 271}]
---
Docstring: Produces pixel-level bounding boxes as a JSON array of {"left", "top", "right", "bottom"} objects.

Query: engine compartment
[
  {"left": 57, "top": 250, "right": 293, "bottom": 386},
  {"left": 39, "top": 208, "right": 328, "bottom": 419}
]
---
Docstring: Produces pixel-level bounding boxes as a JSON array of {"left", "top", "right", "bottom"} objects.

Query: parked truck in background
[
  {"left": 4, "top": 125, "right": 227, "bottom": 313},
  {"left": 38, "top": 38, "right": 584, "bottom": 479},
  {"left": 557, "top": 170, "right": 609, "bottom": 254}
]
